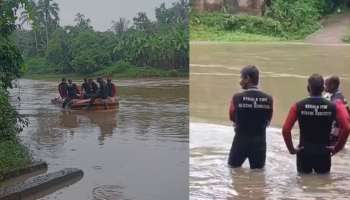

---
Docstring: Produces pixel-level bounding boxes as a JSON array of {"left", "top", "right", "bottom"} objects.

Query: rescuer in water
[
  {"left": 282, "top": 74, "right": 350, "bottom": 174},
  {"left": 228, "top": 65, "right": 273, "bottom": 169}
]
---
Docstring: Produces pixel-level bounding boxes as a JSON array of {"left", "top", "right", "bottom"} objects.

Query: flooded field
[
  {"left": 10, "top": 78, "right": 188, "bottom": 200},
  {"left": 190, "top": 42, "right": 350, "bottom": 199}
]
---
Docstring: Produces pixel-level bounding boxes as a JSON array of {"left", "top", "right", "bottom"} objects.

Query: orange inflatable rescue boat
[{"left": 51, "top": 97, "right": 119, "bottom": 110}]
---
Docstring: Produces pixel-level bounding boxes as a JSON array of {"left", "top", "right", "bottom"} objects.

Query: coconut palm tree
[
  {"left": 111, "top": 18, "right": 130, "bottom": 34},
  {"left": 36, "top": 0, "right": 59, "bottom": 50},
  {"left": 19, "top": 0, "right": 40, "bottom": 53}
]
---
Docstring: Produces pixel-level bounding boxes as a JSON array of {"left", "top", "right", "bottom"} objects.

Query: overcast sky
[{"left": 54, "top": 0, "right": 177, "bottom": 31}]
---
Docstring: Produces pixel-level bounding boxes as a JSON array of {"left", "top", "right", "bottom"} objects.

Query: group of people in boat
[
  {"left": 228, "top": 65, "right": 350, "bottom": 174},
  {"left": 58, "top": 77, "right": 117, "bottom": 108}
]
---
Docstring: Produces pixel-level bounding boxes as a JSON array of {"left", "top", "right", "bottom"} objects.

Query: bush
[
  {"left": 0, "top": 140, "right": 31, "bottom": 174},
  {"left": 190, "top": 12, "right": 230, "bottom": 29},
  {"left": 71, "top": 31, "right": 112, "bottom": 74},
  {"left": 0, "top": 88, "right": 28, "bottom": 141},
  {"left": 25, "top": 57, "right": 53, "bottom": 74},
  {"left": 224, "top": 15, "right": 285, "bottom": 37},
  {"left": 190, "top": 0, "right": 335, "bottom": 40},
  {"left": 265, "top": 0, "right": 331, "bottom": 39},
  {"left": 94, "top": 61, "right": 184, "bottom": 78},
  {"left": 0, "top": 89, "right": 18, "bottom": 141},
  {"left": 94, "top": 60, "right": 135, "bottom": 76},
  {"left": 0, "top": 37, "right": 24, "bottom": 88},
  {"left": 46, "top": 29, "right": 73, "bottom": 73}
]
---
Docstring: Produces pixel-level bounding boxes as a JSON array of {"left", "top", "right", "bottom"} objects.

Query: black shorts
[
  {"left": 296, "top": 145, "right": 331, "bottom": 174},
  {"left": 228, "top": 135, "right": 266, "bottom": 169}
]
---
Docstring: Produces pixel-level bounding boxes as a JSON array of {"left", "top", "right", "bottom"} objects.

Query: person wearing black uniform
[
  {"left": 81, "top": 78, "right": 89, "bottom": 99},
  {"left": 106, "top": 77, "right": 117, "bottom": 97},
  {"left": 228, "top": 65, "right": 273, "bottom": 169},
  {"left": 82, "top": 78, "right": 98, "bottom": 99},
  {"left": 58, "top": 78, "right": 68, "bottom": 99},
  {"left": 283, "top": 74, "right": 350, "bottom": 174},
  {"left": 87, "top": 77, "right": 109, "bottom": 109},
  {"left": 89, "top": 78, "right": 98, "bottom": 94},
  {"left": 63, "top": 79, "right": 80, "bottom": 108}
]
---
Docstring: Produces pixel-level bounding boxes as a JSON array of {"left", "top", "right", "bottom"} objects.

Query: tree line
[{"left": 14, "top": 0, "right": 189, "bottom": 75}]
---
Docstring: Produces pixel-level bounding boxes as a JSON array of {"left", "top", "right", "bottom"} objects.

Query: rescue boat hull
[{"left": 51, "top": 97, "right": 118, "bottom": 110}]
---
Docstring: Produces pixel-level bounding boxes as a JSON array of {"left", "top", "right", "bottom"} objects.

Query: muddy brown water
[
  {"left": 10, "top": 78, "right": 188, "bottom": 200},
  {"left": 190, "top": 42, "right": 350, "bottom": 199}
]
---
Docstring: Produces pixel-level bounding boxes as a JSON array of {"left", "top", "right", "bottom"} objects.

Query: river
[
  {"left": 10, "top": 78, "right": 188, "bottom": 200},
  {"left": 190, "top": 42, "right": 350, "bottom": 199}
]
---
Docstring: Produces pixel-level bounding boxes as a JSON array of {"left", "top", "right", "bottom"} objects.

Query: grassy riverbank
[
  {"left": 24, "top": 68, "right": 187, "bottom": 81},
  {"left": 0, "top": 140, "right": 31, "bottom": 176},
  {"left": 191, "top": 25, "right": 284, "bottom": 42},
  {"left": 0, "top": 89, "right": 31, "bottom": 176},
  {"left": 190, "top": 12, "right": 305, "bottom": 42},
  {"left": 24, "top": 59, "right": 188, "bottom": 80}
]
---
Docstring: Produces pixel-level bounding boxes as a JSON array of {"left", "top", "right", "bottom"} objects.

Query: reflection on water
[
  {"left": 190, "top": 43, "right": 350, "bottom": 199},
  {"left": 56, "top": 110, "right": 118, "bottom": 145},
  {"left": 10, "top": 78, "right": 188, "bottom": 200}
]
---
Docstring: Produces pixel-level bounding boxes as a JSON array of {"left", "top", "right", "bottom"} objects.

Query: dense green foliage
[
  {"left": 225, "top": 15, "right": 284, "bottom": 37},
  {"left": 0, "top": 37, "right": 25, "bottom": 89},
  {"left": 15, "top": 0, "right": 189, "bottom": 77},
  {"left": 191, "top": 0, "right": 348, "bottom": 41},
  {"left": 1, "top": 0, "right": 30, "bottom": 88},
  {"left": 190, "top": 12, "right": 285, "bottom": 41},
  {"left": 94, "top": 61, "right": 185, "bottom": 78},
  {"left": 264, "top": 0, "right": 331, "bottom": 39},
  {"left": 0, "top": 88, "right": 28, "bottom": 142},
  {"left": 0, "top": 140, "right": 31, "bottom": 175},
  {"left": 0, "top": 0, "right": 31, "bottom": 173}
]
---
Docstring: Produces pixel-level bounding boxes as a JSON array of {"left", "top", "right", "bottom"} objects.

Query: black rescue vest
[
  {"left": 296, "top": 97, "right": 336, "bottom": 146},
  {"left": 233, "top": 89, "right": 273, "bottom": 137},
  {"left": 67, "top": 84, "right": 78, "bottom": 97}
]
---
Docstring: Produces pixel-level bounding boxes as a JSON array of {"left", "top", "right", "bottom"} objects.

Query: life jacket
[
  {"left": 58, "top": 82, "right": 68, "bottom": 98},
  {"left": 91, "top": 82, "right": 98, "bottom": 93},
  {"left": 296, "top": 97, "right": 336, "bottom": 146},
  {"left": 82, "top": 82, "right": 96, "bottom": 95},
  {"left": 98, "top": 81, "right": 108, "bottom": 98},
  {"left": 232, "top": 88, "right": 273, "bottom": 137},
  {"left": 67, "top": 84, "right": 79, "bottom": 97}
]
